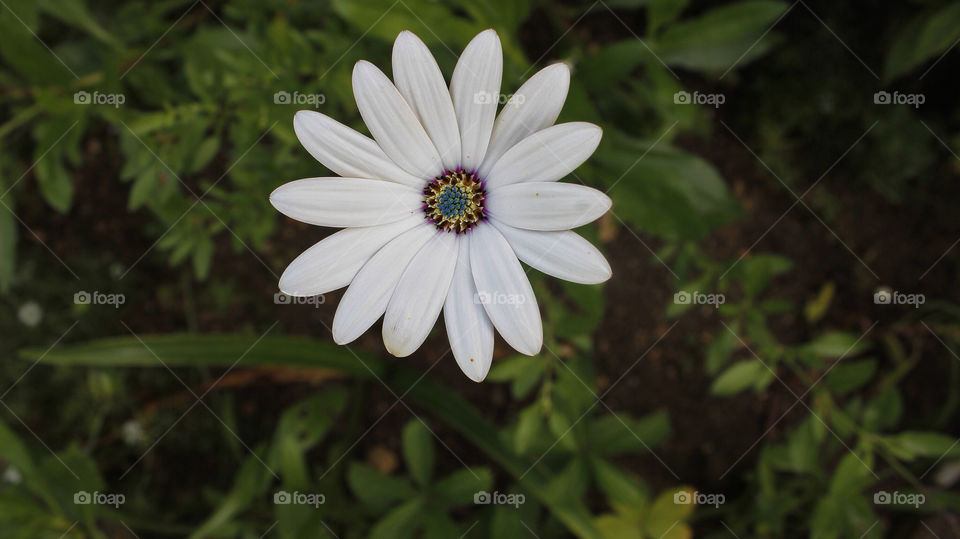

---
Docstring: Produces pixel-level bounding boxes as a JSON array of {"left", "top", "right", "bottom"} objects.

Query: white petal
[
  {"left": 485, "top": 182, "right": 611, "bottom": 231},
  {"left": 484, "top": 122, "right": 602, "bottom": 190},
  {"left": 469, "top": 224, "right": 542, "bottom": 355},
  {"left": 293, "top": 110, "right": 425, "bottom": 188},
  {"left": 278, "top": 215, "right": 422, "bottom": 296},
  {"left": 383, "top": 232, "right": 459, "bottom": 357},
  {"left": 353, "top": 60, "right": 443, "bottom": 179},
  {"left": 477, "top": 63, "right": 570, "bottom": 178},
  {"left": 332, "top": 224, "right": 437, "bottom": 344},
  {"left": 491, "top": 220, "right": 611, "bottom": 284},
  {"left": 444, "top": 237, "right": 494, "bottom": 382},
  {"left": 392, "top": 31, "right": 461, "bottom": 171},
  {"left": 270, "top": 178, "right": 422, "bottom": 227},
  {"left": 450, "top": 29, "right": 502, "bottom": 171}
]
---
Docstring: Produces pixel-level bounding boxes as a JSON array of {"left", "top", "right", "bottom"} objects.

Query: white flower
[{"left": 271, "top": 29, "right": 611, "bottom": 382}]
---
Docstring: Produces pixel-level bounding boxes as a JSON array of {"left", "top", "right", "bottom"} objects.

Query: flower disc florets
[{"left": 423, "top": 169, "right": 486, "bottom": 233}]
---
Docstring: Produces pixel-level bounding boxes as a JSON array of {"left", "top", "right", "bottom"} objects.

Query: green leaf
[
  {"left": 433, "top": 468, "right": 493, "bottom": 504},
  {"left": 644, "top": 487, "right": 695, "bottom": 539},
  {"left": 863, "top": 388, "right": 902, "bottom": 432},
  {"left": 487, "top": 355, "right": 544, "bottom": 398},
  {"left": 38, "top": 337, "right": 602, "bottom": 539},
  {"left": 649, "top": 0, "right": 690, "bottom": 34},
  {"left": 0, "top": 194, "right": 16, "bottom": 292},
  {"left": 0, "top": 2, "right": 74, "bottom": 85},
  {"left": 270, "top": 388, "right": 348, "bottom": 489},
  {"left": 804, "top": 282, "right": 836, "bottom": 323},
  {"left": 828, "top": 451, "right": 875, "bottom": 495},
  {"left": 590, "top": 410, "right": 670, "bottom": 455},
  {"left": 19, "top": 333, "right": 385, "bottom": 378},
  {"left": 422, "top": 511, "right": 460, "bottom": 539},
  {"left": 0, "top": 421, "right": 36, "bottom": 490},
  {"left": 706, "top": 325, "right": 740, "bottom": 375},
  {"left": 579, "top": 40, "right": 651, "bottom": 92},
  {"left": 600, "top": 139, "right": 740, "bottom": 240},
  {"left": 369, "top": 498, "right": 423, "bottom": 539},
  {"left": 654, "top": 0, "right": 788, "bottom": 72},
  {"left": 37, "top": 0, "right": 121, "bottom": 48},
  {"left": 331, "top": 0, "right": 477, "bottom": 47},
  {"left": 804, "top": 332, "right": 869, "bottom": 359},
  {"left": 514, "top": 405, "right": 544, "bottom": 455},
  {"left": 188, "top": 136, "right": 221, "bottom": 174},
  {"left": 402, "top": 419, "right": 434, "bottom": 487},
  {"left": 710, "top": 360, "right": 770, "bottom": 396},
  {"left": 347, "top": 463, "right": 416, "bottom": 512},
  {"left": 544, "top": 458, "right": 590, "bottom": 504},
  {"left": 591, "top": 456, "right": 645, "bottom": 506},
  {"left": 491, "top": 490, "right": 540, "bottom": 537},
  {"left": 825, "top": 359, "right": 876, "bottom": 395},
  {"left": 886, "top": 431, "right": 960, "bottom": 460},
  {"left": 884, "top": 4, "right": 960, "bottom": 80},
  {"left": 34, "top": 148, "right": 72, "bottom": 214},
  {"left": 394, "top": 368, "right": 604, "bottom": 537},
  {"left": 731, "top": 253, "right": 792, "bottom": 296},
  {"left": 192, "top": 235, "right": 214, "bottom": 280},
  {"left": 190, "top": 452, "right": 273, "bottom": 539}
]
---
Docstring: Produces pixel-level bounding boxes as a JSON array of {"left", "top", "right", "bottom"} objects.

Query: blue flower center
[
  {"left": 423, "top": 170, "right": 485, "bottom": 233},
  {"left": 437, "top": 186, "right": 468, "bottom": 219}
]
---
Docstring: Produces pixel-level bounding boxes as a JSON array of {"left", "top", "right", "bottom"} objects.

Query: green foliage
[
  {"left": 885, "top": 2, "right": 960, "bottom": 80},
  {"left": 2, "top": 0, "right": 955, "bottom": 538}
]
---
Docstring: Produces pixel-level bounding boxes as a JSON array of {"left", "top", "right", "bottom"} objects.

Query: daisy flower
[{"left": 271, "top": 29, "right": 611, "bottom": 382}]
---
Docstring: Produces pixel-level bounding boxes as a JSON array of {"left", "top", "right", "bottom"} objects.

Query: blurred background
[{"left": 1, "top": 0, "right": 959, "bottom": 537}]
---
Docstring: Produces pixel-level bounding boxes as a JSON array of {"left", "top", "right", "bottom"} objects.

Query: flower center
[{"left": 423, "top": 169, "right": 486, "bottom": 233}]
